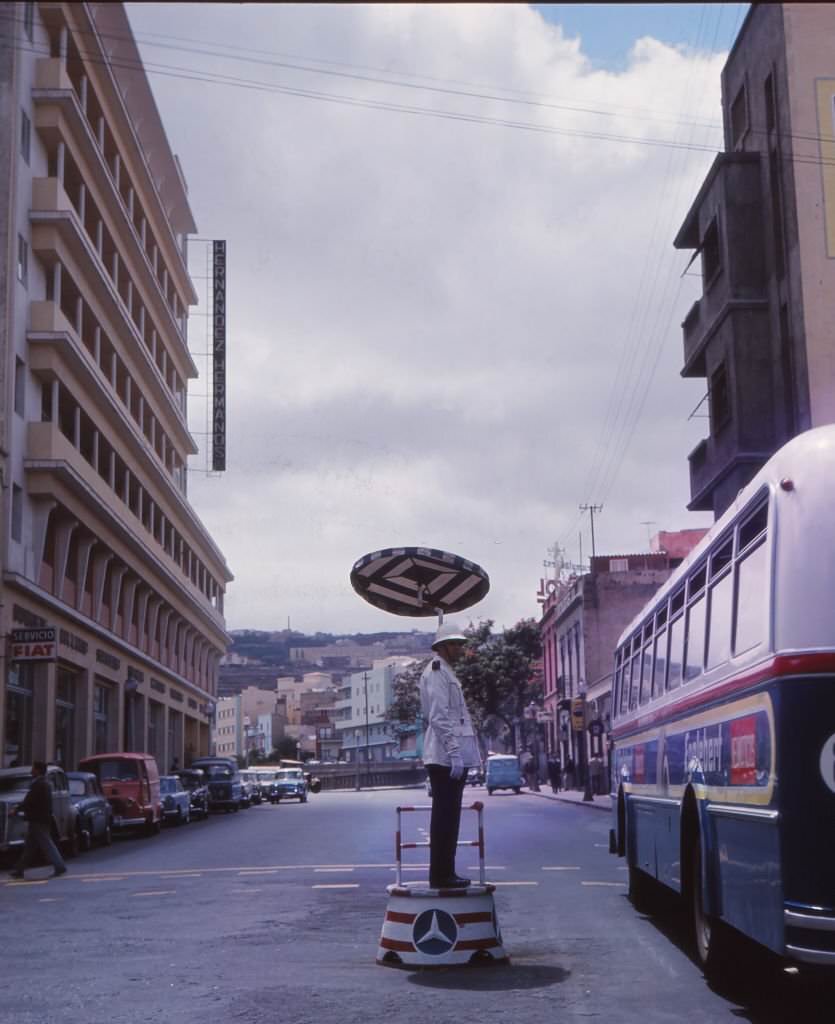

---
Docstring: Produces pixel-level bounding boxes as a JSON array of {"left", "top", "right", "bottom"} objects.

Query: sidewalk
[{"left": 528, "top": 786, "right": 611, "bottom": 812}]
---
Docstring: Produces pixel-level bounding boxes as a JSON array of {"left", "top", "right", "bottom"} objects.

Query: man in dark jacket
[{"left": 9, "top": 762, "right": 67, "bottom": 879}]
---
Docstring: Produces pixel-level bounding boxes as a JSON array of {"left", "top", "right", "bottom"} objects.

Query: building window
[
  {"left": 5, "top": 662, "right": 35, "bottom": 766},
  {"left": 701, "top": 219, "right": 720, "bottom": 288},
  {"left": 23, "top": 2, "right": 34, "bottom": 41},
  {"left": 55, "top": 668, "right": 77, "bottom": 769},
  {"left": 20, "top": 109, "right": 31, "bottom": 165},
  {"left": 709, "top": 363, "right": 731, "bottom": 433},
  {"left": 730, "top": 83, "right": 748, "bottom": 149},
  {"left": 14, "top": 358, "right": 25, "bottom": 417},
  {"left": 17, "top": 235, "right": 28, "bottom": 286},
  {"left": 94, "top": 682, "right": 112, "bottom": 754},
  {"left": 764, "top": 73, "right": 776, "bottom": 134},
  {"left": 11, "top": 484, "right": 23, "bottom": 543}
]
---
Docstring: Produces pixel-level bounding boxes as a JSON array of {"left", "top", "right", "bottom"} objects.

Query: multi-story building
[
  {"left": 1, "top": 3, "right": 232, "bottom": 769},
  {"left": 213, "top": 695, "right": 241, "bottom": 759},
  {"left": 335, "top": 657, "right": 415, "bottom": 763},
  {"left": 674, "top": 4, "right": 835, "bottom": 517},
  {"left": 539, "top": 531, "right": 706, "bottom": 786}
]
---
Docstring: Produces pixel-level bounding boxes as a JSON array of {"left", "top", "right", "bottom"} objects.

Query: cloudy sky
[{"left": 125, "top": 3, "right": 748, "bottom": 635}]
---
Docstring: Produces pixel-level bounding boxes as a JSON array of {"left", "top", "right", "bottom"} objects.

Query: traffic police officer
[{"left": 420, "top": 621, "right": 481, "bottom": 889}]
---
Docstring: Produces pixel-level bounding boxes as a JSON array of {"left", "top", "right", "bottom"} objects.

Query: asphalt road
[{"left": 2, "top": 786, "right": 833, "bottom": 1024}]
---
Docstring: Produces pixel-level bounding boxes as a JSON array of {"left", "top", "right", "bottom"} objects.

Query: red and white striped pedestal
[{"left": 377, "top": 882, "right": 508, "bottom": 969}]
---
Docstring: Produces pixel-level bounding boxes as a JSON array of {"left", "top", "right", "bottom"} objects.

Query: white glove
[{"left": 449, "top": 753, "right": 465, "bottom": 780}]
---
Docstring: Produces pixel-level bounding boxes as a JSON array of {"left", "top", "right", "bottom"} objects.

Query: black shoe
[
  {"left": 430, "top": 875, "right": 471, "bottom": 889},
  {"left": 52, "top": 867, "right": 67, "bottom": 878},
  {"left": 9, "top": 871, "right": 23, "bottom": 879}
]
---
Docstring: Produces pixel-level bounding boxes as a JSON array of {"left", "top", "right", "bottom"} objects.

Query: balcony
[
  {"left": 25, "top": 422, "right": 226, "bottom": 636},
  {"left": 675, "top": 153, "right": 769, "bottom": 378},
  {"left": 687, "top": 434, "right": 772, "bottom": 514}
]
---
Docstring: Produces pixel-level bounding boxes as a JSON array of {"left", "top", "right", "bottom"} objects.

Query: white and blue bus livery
[{"left": 609, "top": 425, "right": 835, "bottom": 972}]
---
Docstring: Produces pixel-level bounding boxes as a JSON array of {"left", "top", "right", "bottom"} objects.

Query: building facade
[
  {"left": 1, "top": 3, "right": 232, "bottom": 770},
  {"left": 334, "top": 657, "right": 415, "bottom": 764},
  {"left": 674, "top": 4, "right": 835, "bottom": 517},
  {"left": 538, "top": 532, "right": 706, "bottom": 787}
]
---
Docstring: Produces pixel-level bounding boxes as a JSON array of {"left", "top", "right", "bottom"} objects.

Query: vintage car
[
  {"left": 190, "top": 757, "right": 242, "bottom": 812},
  {"left": 159, "top": 775, "right": 191, "bottom": 825},
  {"left": 273, "top": 768, "right": 308, "bottom": 803},
  {"left": 485, "top": 754, "right": 523, "bottom": 795},
  {"left": 0, "top": 765, "right": 80, "bottom": 860},
  {"left": 67, "top": 771, "right": 113, "bottom": 849},
  {"left": 255, "top": 769, "right": 279, "bottom": 804},
  {"left": 239, "top": 770, "right": 262, "bottom": 805},
  {"left": 177, "top": 769, "right": 209, "bottom": 820},
  {"left": 78, "top": 752, "right": 162, "bottom": 835}
]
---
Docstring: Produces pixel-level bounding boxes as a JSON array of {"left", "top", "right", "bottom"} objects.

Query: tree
[
  {"left": 385, "top": 657, "right": 429, "bottom": 730},
  {"left": 456, "top": 618, "right": 542, "bottom": 753}
]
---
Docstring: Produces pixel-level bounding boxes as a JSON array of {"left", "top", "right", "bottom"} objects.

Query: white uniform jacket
[{"left": 419, "top": 655, "right": 481, "bottom": 768}]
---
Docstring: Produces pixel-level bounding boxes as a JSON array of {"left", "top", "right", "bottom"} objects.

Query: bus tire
[{"left": 691, "top": 834, "right": 731, "bottom": 977}]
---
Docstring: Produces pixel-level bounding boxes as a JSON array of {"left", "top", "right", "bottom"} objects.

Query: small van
[
  {"left": 190, "top": 756, "right": 242, "bottom": 812},
  {"left": 78, "top": 752, "right": 161, "bottom": 835},
  {"left": 485, "top": 754, "right": 523, "bottom": 795}
]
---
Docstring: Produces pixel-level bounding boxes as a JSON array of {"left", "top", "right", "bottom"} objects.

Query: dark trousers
[
  {"left": 427, "top": 765, "right": 467, "bottom": 883},
  {"left": 14, "top": 821, "right": 66, "bottom": 874}
]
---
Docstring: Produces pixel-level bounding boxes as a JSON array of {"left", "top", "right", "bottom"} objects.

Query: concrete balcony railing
[{"left": 35, "top": 56, "right": 73, "bottom": 92}]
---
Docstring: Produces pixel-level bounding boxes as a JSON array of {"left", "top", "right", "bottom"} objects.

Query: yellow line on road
[
  {"left": 312, "top": 883, "right": 360, "bottom": 889},
  {"left": 132, "top": 890, "right": 176, "bottom": 897},
  {"left": 581, "top": 881, "right": 627, "bottom": 887}
]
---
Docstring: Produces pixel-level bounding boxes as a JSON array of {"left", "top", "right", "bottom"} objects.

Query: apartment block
[
  {"left": 674, "top": 4, "right": 835, "bottom": 516},
  {"left": 1, "top": 3, "right": 232, "bottom": 769}
]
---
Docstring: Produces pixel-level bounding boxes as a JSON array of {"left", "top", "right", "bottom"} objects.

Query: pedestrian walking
[
  {"left": 9, "top": 761, "right": 67, "bottom": 880},
  {"left": 564, "top": 756, "right": 575, "bottom": 790},
  {"left": 547, "top": 755, "right": 562, "bottom": 793},
  {"left": 420, "top": 621, "right": 481, "bottom": 889}
]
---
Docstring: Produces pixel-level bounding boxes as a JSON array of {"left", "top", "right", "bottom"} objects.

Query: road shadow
[
  {"left": 625, "top": 888, "right": 835, "bottom": 1023},
  {"left": 405, "top": 962, "right": 569, "bottom": 991}
]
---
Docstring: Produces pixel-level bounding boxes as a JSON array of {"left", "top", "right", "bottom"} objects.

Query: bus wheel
[{"left": 691, "top": 836, "right": 729, "bottom": 976}]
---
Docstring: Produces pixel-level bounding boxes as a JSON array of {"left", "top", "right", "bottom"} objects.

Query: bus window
[
  {"left": 620, "top": 656, "right": 632, "bottom": 714},
  {"left": 739, "top": 501, "right": 768, "bottom": 551},
  {"left": 629, "top": 653, "right": 641, "bottom": 710},
  {"left": 668, "top": 614, "right": 684, "bottom": 690},
  {"left": 652, "top": 628, "right": 667, "bottom": 697},
  {"left": 684, "top": 594, "right": 706, "bottom": 682},
  {"left": 734, "top": 539, "right": 768, "bottom": 653},
  {"left": 705, "top": 569, "right": 733, "bottom": 669},
  {"left": 639, "top": 642, "right": 652, "bottom": 705}
]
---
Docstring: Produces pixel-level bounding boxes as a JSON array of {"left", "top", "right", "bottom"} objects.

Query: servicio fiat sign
[{"left": 10, "top": 627, "right": 57, "bottom": 661}]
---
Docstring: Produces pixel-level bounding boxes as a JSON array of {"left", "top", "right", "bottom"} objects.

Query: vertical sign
[{"left": 212, "top": 240, "right": 227, "bottom": 471}]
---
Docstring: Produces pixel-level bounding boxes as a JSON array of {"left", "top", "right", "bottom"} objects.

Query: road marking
[
  {"left": 82, "top": 877, "right": 126, "bottom": 883},
  {"left": 132, "top": 890, "right": 176, "bottom": 897},
  {"left": 237, "top": 869, "right": 278, "bottom": 875},
  {"left": 581, "top": 881, "right": 627, "bottom": 887},
  {"left": 68, "top": 863, "right": 396, "bottom": 881},
  {"left": 542, "top": 866, "right": 581, "bottom": 871},
  {"left": 314, "top": 868, "right": 354, "bottom": 873},
  {"left": 5, "top": 880, "right": 48, "bottom": 886},
  {"left": 159, "top": 871, "right": 203, "bottom": 878},
  {"left": 230, "top": 888, "right": 262, "bottom": 893},
  {"left": 593, "top": 843, "right": 609, "bottom": 848},
  {"left": 490, "top": 881, "right": 539, "bottom": 887},
  {"left": 39, "top": 897, "right": 64, "bottom": 902},
  {"left": 312, "top": 883, "right": 360, "bottom": 889}
]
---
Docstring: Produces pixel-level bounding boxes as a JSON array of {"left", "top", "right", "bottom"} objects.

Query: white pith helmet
[{"left": 432, "top": 621, "right": 468, "bottom": 649}]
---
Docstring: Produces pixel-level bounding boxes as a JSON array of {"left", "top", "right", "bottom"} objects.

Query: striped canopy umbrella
[{"left": 350, "top": 547, "right": 490, "bottom": 618}]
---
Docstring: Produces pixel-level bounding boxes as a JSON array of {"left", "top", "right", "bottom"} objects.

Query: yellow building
[{"left": 1, "top": 2, "right": 232, "bottom": 770}]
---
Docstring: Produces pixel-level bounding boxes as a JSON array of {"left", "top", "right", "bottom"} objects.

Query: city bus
[{"left": 609, "top": 425, "right": 835, "bottom": 973}]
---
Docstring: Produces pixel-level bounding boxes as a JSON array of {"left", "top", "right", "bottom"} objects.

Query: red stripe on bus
[
  {"left": 380, "top": 938, "right": 415, "bottom": 952},
  {"left": 612, "top": 652, "right": 835, "bottom": 739},
  {"left": 386, "top": 911, "right": 417, "bottom": 924},
  {"left": 454, "top": 938, "right": 500, "bottom": 950},
  {"left": 454, "top": 912, "right": 492, "bottom": 924}
]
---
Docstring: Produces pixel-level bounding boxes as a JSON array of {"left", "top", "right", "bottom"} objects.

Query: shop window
[
  {"left": 5, "top": 662, "right": 35, "bottom": 767},
  {"left": 55, "top": 668, "right": 77, "bottom": 769}
]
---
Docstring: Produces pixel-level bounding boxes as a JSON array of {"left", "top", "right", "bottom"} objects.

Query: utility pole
[
  {"left": 640, "top": 521, "right": 656, "bottom": 548},
  {"left": 363, "top": 671, "right": 371, "bottom": 788},
  {"left": 579, "top": 504, "right": 603, "bottom": 561}
]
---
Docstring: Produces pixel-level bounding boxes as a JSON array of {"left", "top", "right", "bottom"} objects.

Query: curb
[{"left": 528, "top": 789, "right": 611, "bottom": 812}]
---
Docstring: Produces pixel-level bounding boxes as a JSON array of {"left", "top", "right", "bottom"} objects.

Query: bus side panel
[
  {"left": 656, "top": 802, "right": 682, "bottom": 894},
  {"left": 711, "top": 813, "right": 783, "bottom": 954}
]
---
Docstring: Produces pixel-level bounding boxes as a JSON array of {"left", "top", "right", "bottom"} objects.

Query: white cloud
[{"left": 127, "top": 3, "right": 722, "bottom": 633}]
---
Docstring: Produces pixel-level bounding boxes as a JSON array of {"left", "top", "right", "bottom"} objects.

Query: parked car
[
  {"left": 78, "top": 753, "right": 161, "bottom": 835},
  {"left": 0, "top": 765, "right": 80, "bottom": 860},
  {"left": 67, "top": 771, "right": 113, "bottom": 849},
  {"left": 239, "top": 770, "right": 260, "bottom": 806},
  {"left": 255, "top": 769, "right": 279, "bottom": 804},
  {"left": 177, "top": 769, "right": 209, "bottom": 820},
  {"left": 159, "top": 775, "right": 191, "bottom": 825},
  {"left": 190, "top": 757, "right": 242, "bottom": 812},
  {"left": 273, "top": 768, "right": 308, "bottom": 803},
  {"left": 466, "top": 767, "right": 485, "bottom": 786},
  {"left": 485, "top": 754, "right": 523, "bottom": 795}
]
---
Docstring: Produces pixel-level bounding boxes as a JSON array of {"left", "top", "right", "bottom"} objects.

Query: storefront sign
[
  {"left": 11, "top": 627, "right": 56, "bottom": 661},
  {"left": 59, "top": 628, "right": 88, "bottom": 656},
  {"left": 96, "top": 649, "right": 121, "bottom": 671},
  {"left": 571, "top": 697, "right": 585, "bottom": 732}
]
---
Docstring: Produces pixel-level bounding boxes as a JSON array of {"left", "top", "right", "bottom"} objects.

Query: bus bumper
[{"left": 785, "top": 908, "right": 835, "bottom": 965}]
